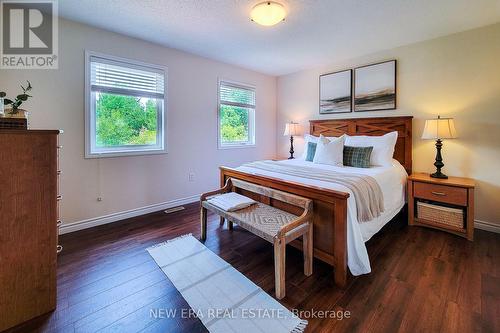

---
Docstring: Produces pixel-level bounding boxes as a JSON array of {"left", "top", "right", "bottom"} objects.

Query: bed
[{"left": 220, "top": 116, "right": 413, "bottom": 287}]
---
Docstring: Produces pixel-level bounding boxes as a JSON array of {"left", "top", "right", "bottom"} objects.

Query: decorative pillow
[
  {"left": 305, "top": 142, "right": 317, "bottom": 162},
  {"left": 344, "top": 131, "right": 398, "bottom": 166},
  {"left": 343, "top": 146, "right": 373, "bottom": 168},
  {"left": 300, "top": 134, "right": 338, "bottom": 160},
  {"left": 300, "top": 135, "right": 319, "bottom": 160},
  {"left": 312, "top": 135, "right": 345, "bottom": 166}
]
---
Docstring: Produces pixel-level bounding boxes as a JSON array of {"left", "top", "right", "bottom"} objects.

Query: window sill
[
  {"left": 218, "top": 143, "right": 256, "bottom": 150},
  {"left": 85, "top": 148, "right": 168, "bottom": 159}
]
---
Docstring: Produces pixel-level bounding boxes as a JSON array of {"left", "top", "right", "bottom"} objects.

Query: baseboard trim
[
  {"left": 475, "top": 219, "right": 500, "bottom": 234},
  {"left": 59, "top": 195, "right": 199, "bottom": 235}
]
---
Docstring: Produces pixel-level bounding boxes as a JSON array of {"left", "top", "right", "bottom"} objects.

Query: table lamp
[
  {"left": 283, "top": 122, "right": 301, "bottom": 159},
  {"left": 421, "top": 115, "right": 458, "bottom": 179}
]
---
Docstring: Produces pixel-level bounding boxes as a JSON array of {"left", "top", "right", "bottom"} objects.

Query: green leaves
[
  {"left": 220, "top": 105, "right": 249, "bottom": 143},
  {"left": 95, "top": 93, "right": 158, "bottom": 147},
  {"left": 21, "top": 81, "right": 32, "bottom": 93},
  {"left": 1, "top": 81, "right": 33, "bottom": 110}
]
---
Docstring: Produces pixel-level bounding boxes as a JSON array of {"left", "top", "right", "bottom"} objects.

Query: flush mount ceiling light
[{"left": 250, "top": 1, "right": 286, "bottom": 26}]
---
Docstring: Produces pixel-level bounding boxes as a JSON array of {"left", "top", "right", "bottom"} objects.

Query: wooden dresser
[{"left": 0, "top": 129, "right": 61, "bottom": 331}]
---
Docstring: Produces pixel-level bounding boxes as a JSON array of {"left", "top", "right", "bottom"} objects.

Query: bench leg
[
  {"left": 274, "top": 238, "right": 286, "bottom": 299},
  {"left": 219, "top": 217, "right": 233, "bottom": 230},
  {"left": 303, "top": 222, "right": 313, "bottom": 276},
  {"left": 200, "top": 207, "right": 207, "bottom": 241}
]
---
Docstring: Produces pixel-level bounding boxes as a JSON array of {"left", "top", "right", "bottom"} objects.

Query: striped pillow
[{"left": 343, "top": 146, "right": 373, "bottom": 168}]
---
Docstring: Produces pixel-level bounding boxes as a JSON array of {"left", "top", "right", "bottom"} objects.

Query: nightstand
[{"left": 408, "top": 173, "right": 475, "bottom": 240}]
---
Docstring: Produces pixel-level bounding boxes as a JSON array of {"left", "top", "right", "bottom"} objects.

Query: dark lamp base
[
  {"left": 431, "top": 138, "right": 448, "bottom": 179},
  {"left": 430, "top": 171, "right": 448, "bottom": 179},
  {"left": 288, "top": 135, "right": 295, "bottom": 159}
]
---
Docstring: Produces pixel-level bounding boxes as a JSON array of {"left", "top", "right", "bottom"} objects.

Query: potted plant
[{"left": 1, "top": 81, "right": 33, "bottom": 119}]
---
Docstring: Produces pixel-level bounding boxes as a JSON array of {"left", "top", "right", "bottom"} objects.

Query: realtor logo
[{"left": 1, "top": 0, "right": 58, "bottom": 69}]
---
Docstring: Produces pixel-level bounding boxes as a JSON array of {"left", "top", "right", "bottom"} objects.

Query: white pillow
[
  {"left": 300, "top": 134, "right": 338, "bottom": 160},
  {"left": 313, "top": 135, "right": 345, "bottom": 166},
  {"left": 344, "top": 131, "right": 398, "bottom": 166}
]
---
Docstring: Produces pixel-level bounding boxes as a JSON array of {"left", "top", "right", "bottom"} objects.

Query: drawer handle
[
  {"left": 57, "top": 220, "right": 62, "bottom": 227},
  {"left": 57, "top": 195, "right": 62, "bottom": 201},
  {"left": 431, "top": 191, "right": 446, "bottom": 196},
  {"left": 57, "top": 245, "right": 63, "bottom": 254}
]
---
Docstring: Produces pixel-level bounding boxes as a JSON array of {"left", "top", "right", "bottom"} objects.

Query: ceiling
[{"left": 58, "top": 0, "right": 500, "bottom": 76}]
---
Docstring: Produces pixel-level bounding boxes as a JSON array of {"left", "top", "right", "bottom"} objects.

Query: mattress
[{"left": 236, "top": 159, "right": 408, "bottom": 276}]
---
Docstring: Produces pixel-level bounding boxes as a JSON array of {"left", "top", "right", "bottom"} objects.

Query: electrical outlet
[
  {"left": 188, "top": 173, "right": 195, "bottom": 182},
  {"left": 97, "top": 197, "right": 103, "bottom": 202}
]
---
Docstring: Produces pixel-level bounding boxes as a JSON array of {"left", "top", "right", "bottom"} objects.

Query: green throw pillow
[
  {"left": 343, "top": 146, "right": 373, "bottom": 168},
  {"left": 305, "top": 142, "right": 317, "bottom": 161}
]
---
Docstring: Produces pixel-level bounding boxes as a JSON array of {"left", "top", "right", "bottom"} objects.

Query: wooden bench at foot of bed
[{"left": 200, "top": 178, "right": 314, "bottom": 299}]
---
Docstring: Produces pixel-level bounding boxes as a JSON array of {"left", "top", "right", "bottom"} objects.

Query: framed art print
[
  {"left": 319, "top": 69, "right": 352, "bottom": 114},
  {"left": 354, "top": 60, "right": 396, "bottom": 112}
]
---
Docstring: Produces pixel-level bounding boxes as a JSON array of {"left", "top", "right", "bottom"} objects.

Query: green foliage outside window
[
  {"left": 220, "top": 105, "right": 249, "bottom": 143},
  {"left": 95, "top": 93, "right": 158, "bottom": 147}
]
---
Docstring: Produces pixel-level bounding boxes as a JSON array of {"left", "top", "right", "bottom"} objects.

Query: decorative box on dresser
[
  {"left": 0, "top": 129, "right": 62, "bottom": 331},
  {"left": 408, "top": 172, "right": 475, "bottom": 241}
]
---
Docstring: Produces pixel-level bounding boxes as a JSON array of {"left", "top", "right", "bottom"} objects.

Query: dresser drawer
[{"left": 413, "top": 182, "right": 467, "bottom": 206}]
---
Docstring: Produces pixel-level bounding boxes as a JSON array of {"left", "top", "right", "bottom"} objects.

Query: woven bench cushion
[
  {"left": 203, "top": 201, "right": 298, "bottom": 243},
  {"left": 228, "top": 203, "right": 298, "bottom": 242}
]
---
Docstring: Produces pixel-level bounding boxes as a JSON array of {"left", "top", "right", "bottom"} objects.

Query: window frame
[
  {"left": 84, "top": 50, "right": 168, "bottom": 158},
  {"left": 217, "top": 79, "right": 256, "bottom": 149}
]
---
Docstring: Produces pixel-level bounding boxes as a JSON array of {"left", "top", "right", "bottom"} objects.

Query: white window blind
[
  {"left": 219, "top": 82, "right": 255, "bottom": 109},
  {"left": 90, "top": 56, "right": 165, "bottom": 99}
]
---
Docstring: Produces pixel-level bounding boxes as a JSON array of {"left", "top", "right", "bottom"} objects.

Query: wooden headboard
[{"left": 310, "top": 116, "right": 413, "bottom": 174}]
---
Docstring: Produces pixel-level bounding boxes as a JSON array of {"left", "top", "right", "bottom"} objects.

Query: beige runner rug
[{"left": 147, "top": 234, "right": 307, "bottom": 333}]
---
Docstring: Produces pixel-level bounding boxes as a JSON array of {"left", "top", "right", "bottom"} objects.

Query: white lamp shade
[
  {"left": 422, "top": 117, "right": 458, "bottom": 139},
  {"left": 284, "top": 122, "right": 301, "bottom": 136}
]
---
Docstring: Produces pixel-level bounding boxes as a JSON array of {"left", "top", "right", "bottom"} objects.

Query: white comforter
[{"left": 236, "top": 159, "right": 407, "bottom": 276}]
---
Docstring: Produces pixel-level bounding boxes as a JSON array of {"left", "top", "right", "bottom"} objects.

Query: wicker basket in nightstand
[{"left": 417, "top": 202, "right": 464, "bottom": 229}]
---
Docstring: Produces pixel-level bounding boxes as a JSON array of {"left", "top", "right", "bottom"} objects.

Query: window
[
  {"left": 85, "top": 51, "right": 167, "bottom": 158},
  {"left": 218, "top": 80, "right": 256, "bottom": 148}
]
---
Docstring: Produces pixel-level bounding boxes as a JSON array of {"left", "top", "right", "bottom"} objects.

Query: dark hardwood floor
[{"left": 5, "top": 203, "right": 499, "bottom": 333}]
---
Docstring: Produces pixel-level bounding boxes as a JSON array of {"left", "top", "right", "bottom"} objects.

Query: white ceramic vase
[{"left": 0, "top": 98, "right": 4, "bottom": 116}]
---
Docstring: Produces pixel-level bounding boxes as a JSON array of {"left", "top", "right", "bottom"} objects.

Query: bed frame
[{"left": 220, "top": 116, "right": 413, "bottom": 287}]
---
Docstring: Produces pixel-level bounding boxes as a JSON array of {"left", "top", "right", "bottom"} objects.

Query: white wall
[
  {"left": 0, "top": 19, "right": 277, "bottom": 228},
  {"left": 277, "top": 23, "right": 500, "bottom": 227}
]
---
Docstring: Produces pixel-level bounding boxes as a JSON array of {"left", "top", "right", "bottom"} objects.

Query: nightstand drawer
[{"left": 413, "top": 182, "right": 467, "bottom": 206}]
